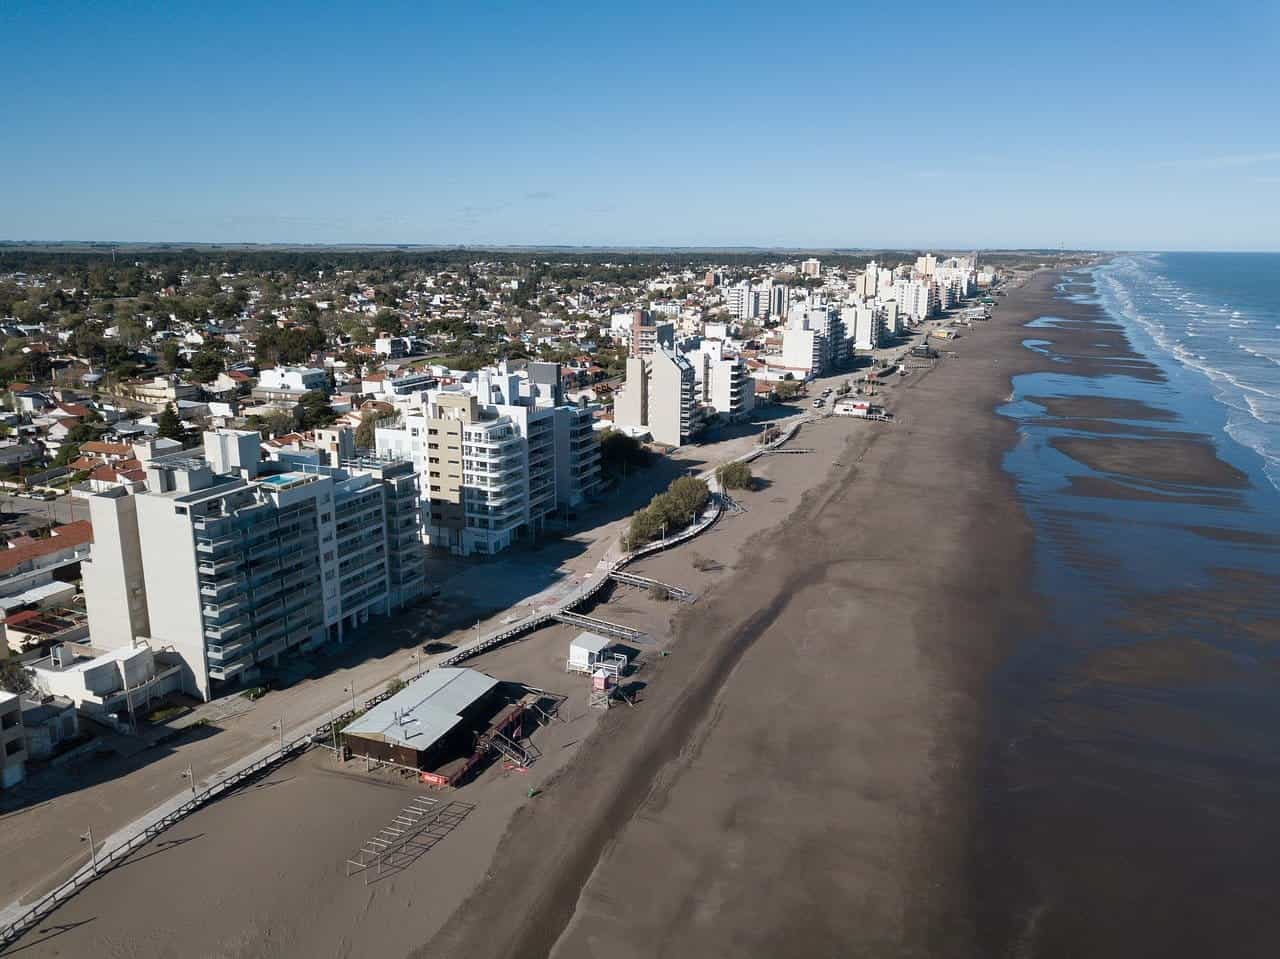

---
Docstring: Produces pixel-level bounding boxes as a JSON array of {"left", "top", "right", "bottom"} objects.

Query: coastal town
[{"left": 0, "top": 246, "right": 1021, "bottom": 953}]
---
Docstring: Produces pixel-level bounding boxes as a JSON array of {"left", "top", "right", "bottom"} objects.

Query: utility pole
[
  {"left": 181, "top": 764, "right": 196, "bottom": 796},
  {"left": 82, "top": 825, "right": 99, "bottom": 875}
]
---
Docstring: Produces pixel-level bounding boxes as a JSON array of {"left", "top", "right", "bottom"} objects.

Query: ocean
[
  {"left": 1097, "top": 253, "right": 1280, "bottom": 492},
  {"left": 979, "top": 254, "right": 1280, "bottom": 957}
]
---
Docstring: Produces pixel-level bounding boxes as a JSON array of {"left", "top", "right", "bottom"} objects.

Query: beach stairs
[{"left": 483, "top": 730, "right": 532, "bottom": 769}]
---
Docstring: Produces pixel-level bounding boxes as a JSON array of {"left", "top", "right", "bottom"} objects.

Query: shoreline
[
  {"left": 421, "top": 276, "right": 1058, "bottom": 958},
  {"left": 2, "top": 277, "right": 1058, "bottom": 958},
  {"left": 974, "top": 266, "right": 1280, "bottom": 957}
]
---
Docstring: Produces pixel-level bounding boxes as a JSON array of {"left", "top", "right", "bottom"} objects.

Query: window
[
  {"left": 4, "top": 739, "right": 22, "bottom": 757},
  {"left": 323, "top": 551, "right": 335, "bottom": 562},
  {"left": 320, "top": 512, "right": 332, "bottom": 524},
  {"left": 430, "top": 484, "right": 441, "bottom": 492}
]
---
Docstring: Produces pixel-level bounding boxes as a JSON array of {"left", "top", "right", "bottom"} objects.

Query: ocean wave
[{"left": 1095, "top": 255, "right": 1280, "bottom": 491}]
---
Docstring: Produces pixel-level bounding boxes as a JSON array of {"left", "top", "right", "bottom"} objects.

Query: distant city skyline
[{"left": 3, "top": 0, "right": 1277, "bottom": 251}]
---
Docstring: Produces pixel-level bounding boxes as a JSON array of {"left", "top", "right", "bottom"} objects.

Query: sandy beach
[{"left": 421, "top": 277, "right": 1059, "bottom": 958}]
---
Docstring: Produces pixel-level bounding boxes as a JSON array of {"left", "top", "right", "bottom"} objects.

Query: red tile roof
[{"left": 0, "top": 521, "right": 93, "bottom": 577}]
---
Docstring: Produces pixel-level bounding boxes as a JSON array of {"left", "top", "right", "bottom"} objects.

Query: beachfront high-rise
[
  {"left": 614, "top": 344, "right": 700, "bottom": 447},
  {"left": 374, "top": 363, "right": 602, "bottom": 556},
  {"left": 81, "top": 429, "right": 427, "bottom": 700}
]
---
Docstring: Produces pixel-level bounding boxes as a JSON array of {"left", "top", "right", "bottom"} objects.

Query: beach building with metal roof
[{"left": 341, "top": 667, "right": 505, "bottom": 771}]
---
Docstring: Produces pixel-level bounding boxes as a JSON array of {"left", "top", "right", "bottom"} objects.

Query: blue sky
[{"left": 2, "top": 0, "right": 1277, "bottom": 250}]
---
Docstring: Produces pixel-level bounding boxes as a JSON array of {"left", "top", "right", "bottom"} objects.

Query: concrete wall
[
  {"left": 136, "top": 496, "right": 209, "bottom": 700},
  {"left": 82, "top": 491, "right": 150, "bottom": 650}
]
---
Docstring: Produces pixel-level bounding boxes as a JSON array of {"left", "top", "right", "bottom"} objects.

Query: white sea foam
[{"left": 1095, "top": 256, "right": 1280, "bottom": 491}]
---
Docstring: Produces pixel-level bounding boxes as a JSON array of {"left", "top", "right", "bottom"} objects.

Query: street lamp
[
  {"left": 412, "top": 651, "right": 421, "bottom": 679},
  {"left": 180, "top": 764, "right": 196, "bottom": 797},
  {"left": 271, "top": 716, "right": 285, "bottom": 753},
  {"left": 343, "top": 685, "right": 356, "bottom": 715},
  {"left": 81, "top": 825, "right": 99, "bottom": 875}
]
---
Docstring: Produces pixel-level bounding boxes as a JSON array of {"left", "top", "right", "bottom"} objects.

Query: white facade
[
  {"left": 374, "top": 365, "right": 601, "bottom": 556},
  {"left": 614, "top": 347, "right": 699, "bottom": 447},
  {"left": 82, "top": 430, "right": 426, "bottom": 698},
  {"left": 258, "top": 366, "right": 327, "bottom": 392},
  {"left": 0, "top": 691, "right": 25, "bottom": 789}
]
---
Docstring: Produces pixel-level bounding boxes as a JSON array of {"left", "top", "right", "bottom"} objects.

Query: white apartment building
[
  {"left": 781, "top": 327, "right": 826, "bottom": 378},
  {"left": 725, "top": 281, "right": 764, "bottom": 321},
  {"left": 892, "top": 278, "right": 938, "bottom": 322},
  {"left": 844, "top": 305, "right": 886, "bottom": 351},
  {"left": 82, "top": 429, "right": 426, "bottom": 699},
  {"left": 691, "top": 340, "right": 754, "bottom": 421},
  {"left": 782, "top": 303, "right": 846, "bottom": 376},
  {"left": 375, "top": 363, "right": 601, "bottom": 556},
  {"left": 800, "top": 258, "right": 822, "bottom": 277},
  {"left": 615, "top": 346, "right": 700, "bottom": 447}
]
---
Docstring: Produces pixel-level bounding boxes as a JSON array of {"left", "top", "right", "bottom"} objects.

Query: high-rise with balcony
[
  {"left": 82, "top": 429, "right": 426, "bottom": 699},
  {"left": 375, "top": 363, "right": 601, "bottom": 556}
]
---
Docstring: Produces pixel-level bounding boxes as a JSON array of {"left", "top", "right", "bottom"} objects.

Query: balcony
[
  {"left": 204, "top": 616, "right": 250, "bottom": 642},
  {"left": 203, "top": 597, "right": 249, "bottom": 621}
]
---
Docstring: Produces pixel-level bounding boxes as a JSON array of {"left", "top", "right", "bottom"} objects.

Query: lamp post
[
  {"left": 181, "top": 764, "right": 196, "bottom": 797},
  {"left": 412, "top": 651, "right": 421, "bottom": 679},
  {"left": 81, "top": 825, "right": 99, "bottom": 875},
  {"left": 272, "top": 716, "right": 284, "bottom": 753},
  {"left": 344, "top": 685, "right": 356, "bottom": 715}
]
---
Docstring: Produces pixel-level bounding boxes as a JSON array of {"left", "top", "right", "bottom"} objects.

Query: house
[{"left": 27, "top": 642, "right": 187, "bottom": 721}]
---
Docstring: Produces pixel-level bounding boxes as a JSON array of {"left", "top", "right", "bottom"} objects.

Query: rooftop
[{"left": 343, "top": 668, "right": 499, "bottom": 751}]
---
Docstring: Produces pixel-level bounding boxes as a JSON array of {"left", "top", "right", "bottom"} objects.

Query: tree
[
  {"left": 0, "top": 659, "right": 32, "bottom": 695},
  {"left": 189, "top": 349, "right": 223, "bottom": 384},
  {"left": 298, "top": 390, "right": 337, "bottom": 430},
  {"left": 160, "top": 341, "right": 182, "bottom": 373},
  {"left": 355, "top": 408, "right": 394, "bottom": 449},
  {"left": 716, "top": 461, "right": 753, "bottom": 490},
  {"left": 774, "top": 380, "right": 803, "bottom": 401},
  {"left": 53, "top": 442, "right": 82, "bottom": 467},
  {"left": 157, "top": 403, "right": 185, "bottom": 441},
  {"left": 598, "top": 429, "right": 647, "bottom": 476}
]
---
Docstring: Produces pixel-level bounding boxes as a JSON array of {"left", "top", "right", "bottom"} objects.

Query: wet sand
[
  {"left": 1051, "top": 435, "right": 1251, "bottom": 488},
  {"left": 421, "top": 277, "right": 1060, "bottom": 958},
  {"left": 975, "top": 271, "right": 1280, "bottom": 958}
]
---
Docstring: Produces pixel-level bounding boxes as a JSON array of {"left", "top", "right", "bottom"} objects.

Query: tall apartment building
[
  {"left": 783, "top": 303, "right": 847, "bottom": 375},
  {"left": 691, "top": 340, "right": 754, "bottom": 421},
  {"left": 615, "top": 346, "right": 699, "bottom": 447},
  {"left": 725, "top": 281, "right": 764, "bottom": 321},
  {"left": 800, "top": 258, "right": 822, "bottom": 277},
  {"left": 844, "top": 305, "right": 886, "bottom": 351},
  {"left": 914, "top": 254, "right": 938, "bottom": 277},
  {"left": 628, "top": 310, "right": 675, "bottom": 358},
  {"left": 375, "top": 364, "right": 601, "bottom": 556},
  {"left": 892, "top": 278, "right": 938, "bottom": 322},
  {"left": 82, "top": 429, "right": 426, "bottom": 699},
  {"left": 768, "top": 282, "right": 790, "bottom": 318}
]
